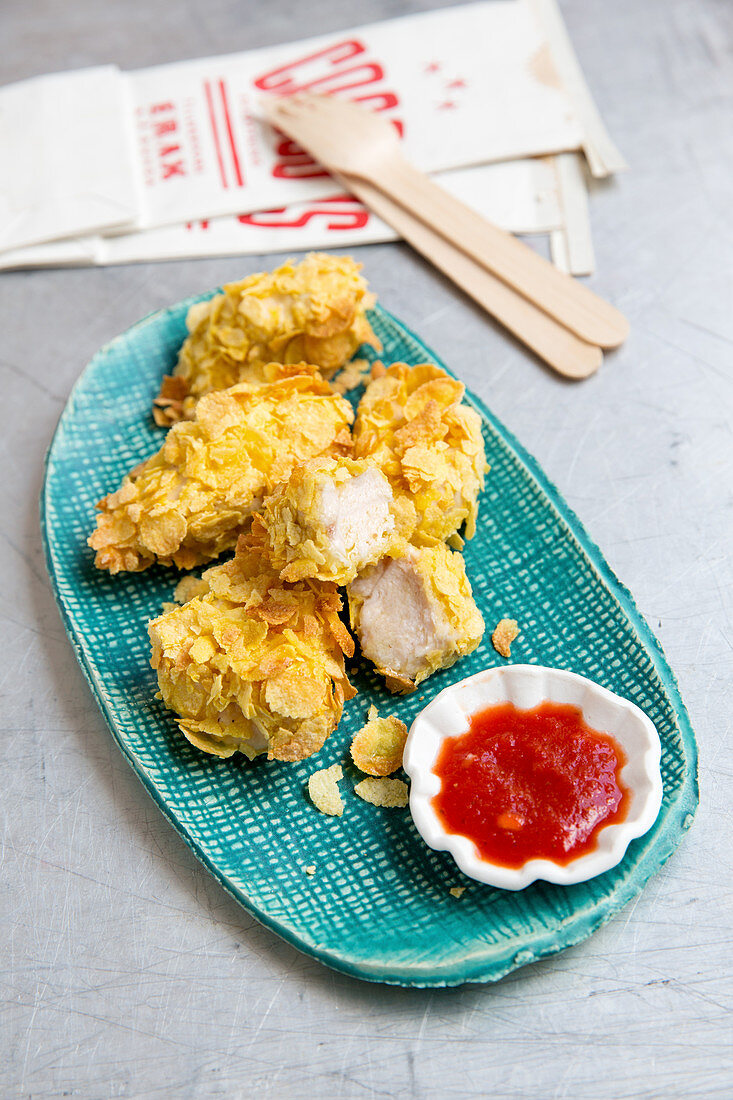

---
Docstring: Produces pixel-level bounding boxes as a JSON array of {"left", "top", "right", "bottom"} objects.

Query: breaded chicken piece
[
  {"left": 148, "top": 532, "right": 356, "bottom": 762},
  {"left": 256, "top": 455, "right": 416, "bottom": 585},
  {"left": 153, "top": 253, "right": 380, "bottom": 424},
  {"left": 89, "top": 372, "right": 353, "bottom": 574},
  {"left": 348, "top": 542, "right": 484, "bottom": 693},
  {"left": 353, "top": 362, "right": 486, "bottom": 546}
]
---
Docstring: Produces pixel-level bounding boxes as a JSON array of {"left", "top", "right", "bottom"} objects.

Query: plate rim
[{"left": 40, "top": 294, "right": 699, "bottom": 987}]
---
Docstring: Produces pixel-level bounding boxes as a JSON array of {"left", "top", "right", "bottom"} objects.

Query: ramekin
[{"left": 403, "top": 665, "right": 663, "bottom": 891}]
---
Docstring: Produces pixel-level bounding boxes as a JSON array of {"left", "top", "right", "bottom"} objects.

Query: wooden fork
[
  {"left": 262, "top": 94, "right": 629, "bottom": 350},
  {"left": 336, "top": 174, "right": 602, "bottom": 378}
]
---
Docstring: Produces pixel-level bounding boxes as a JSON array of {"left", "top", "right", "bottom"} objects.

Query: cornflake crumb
[
  {"left": 305, "top": 865, "right": 316, "bottom": 876},
  {"left": 350, "top": 705, "right": 408, "bottom": 776},
  {"left": 354, "top": 776, "right": 408, "bottom": 808},
  {"left": 449, "top": 886, "right": 466, "bottom": 899},
  {"left": 331, "top": 358, "right": 372, "bottom": 395},
  {"left": 173, "top": 575, "right": 209, "bottom": 605},
  {"left": 152, "top": 374, "right": 189, "bottom": 427},
  {"left": 161, "top": 601, "right": 178, "bottom": 614},
  {"left": 492, "top": 618, "right": 520, "bottom": 658},
  {"left": 308, "top": 764, "right": 344, "bottom": 816}
]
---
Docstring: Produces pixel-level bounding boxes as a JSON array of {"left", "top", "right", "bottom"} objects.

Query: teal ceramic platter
[{"left": 41, "top": 297, "right": 698, "bottom": 987}]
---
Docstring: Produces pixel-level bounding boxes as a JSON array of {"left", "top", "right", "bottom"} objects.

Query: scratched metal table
[{"left": 2, "top": 0, "right": 731, "bottom": 1096}]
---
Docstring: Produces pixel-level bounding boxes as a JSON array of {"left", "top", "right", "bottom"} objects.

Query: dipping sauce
[{"left": 432, "top": 702, "right": 629, "bottom": 868}]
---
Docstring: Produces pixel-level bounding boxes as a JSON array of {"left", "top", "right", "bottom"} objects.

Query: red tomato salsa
[{"left": 432, "top": 701, "right": 629, "bottom": 868}]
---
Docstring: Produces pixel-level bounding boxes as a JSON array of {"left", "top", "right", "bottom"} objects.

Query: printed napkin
[
  {"left": 0, "top": 0, "right": 620, "bottom": 270},
  {"left": 0, "top": 157, "right": 592, "bottom": 274}
]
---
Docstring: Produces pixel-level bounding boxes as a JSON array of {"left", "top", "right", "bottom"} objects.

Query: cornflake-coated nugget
[
  {"left": 308, "top": 764, "right": 345, "bottom": 817},
  {"left": 89, "top": 373, "right": 353, "bottom": 574},
  {"left": 348, "top": 542, "right": 484, "bottom": 693},
  {"left": 154, "top": 253, "right": 380, "bottom": 423},
  {"left": 353, "top": 362, "right": 487, "bottom": 546},
  {"left": 354, "top": 776, "right": 409, "bottom": 808},
  {"left": 257, "top": 455, "right": 416, "bottom": 585},
  {"left": 148, "top": 532, "right": 356, "bottom": 763},
  {"left": 350, "top": 705, "right": 408, "bottom": 776}
]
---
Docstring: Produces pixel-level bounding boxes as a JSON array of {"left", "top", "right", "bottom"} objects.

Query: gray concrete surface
[{"left": 1, "top": 0, "right": 731, "bottom": 1097}]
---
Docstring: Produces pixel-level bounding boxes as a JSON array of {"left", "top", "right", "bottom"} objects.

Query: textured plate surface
[{"left": 41, "top": 298, "right": 698, "bottom": 987}]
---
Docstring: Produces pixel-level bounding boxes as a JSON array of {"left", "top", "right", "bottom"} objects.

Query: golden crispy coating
[
  {"left": 89, "top": 373, "right": 354, "bottom": 574},
  {"left": 354, "top": 776, "right": 409, "bottom": 808},
  {"left": 257, "top": 455, "right": 416, "bottom": 585},
  {"left": 350, "top": 705, "right": 408, "bottom": 776},
  {"left": 154, "top": 253, "right": 380, "bottom": 423},
  {"left": 353, "top": 362, "right": 487, "bottom": 545},
  {"left": 308, "top": 764, "right": 345, "bottom": 816},
  {"left": 148, "top": 532, "right": 356, "bottom": 763},
  {"left": 491, "top": 618, "right": 520, "bottom": 658},
  {"left": 348, "top": 542, "right": 485, "bottom": 693}
]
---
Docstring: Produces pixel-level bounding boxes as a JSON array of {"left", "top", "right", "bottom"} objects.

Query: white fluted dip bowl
[{"left": 403, "top": 665, "right": 663, "bottom": 891}]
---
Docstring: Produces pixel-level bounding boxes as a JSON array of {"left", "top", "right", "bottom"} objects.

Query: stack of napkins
[{"left": 0, "top": 0, "right": 625, "bottom": 274}]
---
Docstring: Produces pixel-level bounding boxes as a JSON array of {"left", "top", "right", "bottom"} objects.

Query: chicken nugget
[
  {"left": 148, "top": 532, "right": 356, "bottom": 763},
  {"left": 154, "top": 253, "right": 380, "bottom": 423},
  {"left": 89, "top": 374, "right": 353, "bottom": 574},
  {"left": 257, "top": 455, "right": 416, "bottom": 586},
  {"left": 348, "top": 542, "right": 484, "bottom": 693},
  {"left": 353, "top": 362, "right": 487, "bottom": 545}
]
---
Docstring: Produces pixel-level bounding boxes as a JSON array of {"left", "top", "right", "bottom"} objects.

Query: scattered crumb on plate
[
  {"left": 173, "top": 575, "right": 209, "bottom": 605},
  {"left": 449, "top": 886, "right": 466, "bottom": 899},
  {"left": 305, "top": 865, "right": 316, "bottom": 876},
  {"left": 308, "top": 764, "right": 344, "bottom": 816},
  {"left": 492, "top": 618, "right": 520, "bottom": 658},
  {"left": 331, "top": 358, "right": 372, "bottom": 395},
  {"left": 354, "top": 776, "right": 408, "bottom": 808},
  {"left": 350, "top": 705, "right": 408, "bottom": 776}
]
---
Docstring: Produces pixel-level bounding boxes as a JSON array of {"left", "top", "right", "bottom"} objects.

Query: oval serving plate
[{"left": 41, "top": 296, "right": 698, "bottom": 987}]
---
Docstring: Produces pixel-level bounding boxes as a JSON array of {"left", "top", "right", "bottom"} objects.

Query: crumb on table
[
  {"left": 449, "top": 886, "right": 466, "bottom": 899},
  {"left": 305, "top": 865, "right": 316, "bottom": 876}
]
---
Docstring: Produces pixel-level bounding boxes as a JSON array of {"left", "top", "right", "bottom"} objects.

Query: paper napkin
[
  {"left": 0, "top": 158, "right": 577, "bottom": 269},
  {"left": 0, "top": 0, "right": 621, "bottom": 271},
  {"left": 0, "top": 66, "right": 139, "bottom": 253}
]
